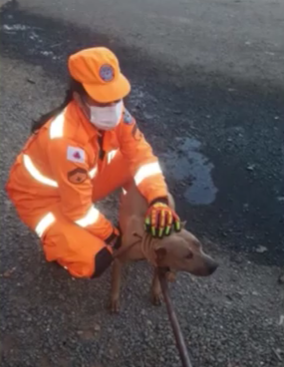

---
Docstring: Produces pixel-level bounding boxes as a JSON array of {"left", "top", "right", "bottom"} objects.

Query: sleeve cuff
[{"left": 149, "top": 196, "right": 169, "bottom": 206}]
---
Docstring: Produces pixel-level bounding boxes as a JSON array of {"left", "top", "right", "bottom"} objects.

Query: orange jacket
[{"left": 6, "top": 101, "right": 168, "bottom": 241}]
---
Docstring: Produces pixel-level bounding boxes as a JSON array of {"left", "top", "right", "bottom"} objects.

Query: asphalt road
[{"left": 0, "top": 0, "right": 284, "bottom": 366}]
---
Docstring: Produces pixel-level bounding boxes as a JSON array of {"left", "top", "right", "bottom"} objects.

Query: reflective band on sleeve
[
  {"left": 23, "top": 154, "right": 58, "bottom": 187},
  {"left": 75, "top": 206, "right": 100, "bottom": 227},
  {"left": 107, "top": 149, "right": 118, "bottom": 164},
  {"left": 49, "top": 112, "right": 65, "bottom": 139},
  {"left": 88, "top": 166, "right": 98, "bottom": 179},
  {"left": 134, "top": 161, "right": 162, "bottom": 186},
  {"left": 35, "top": 212, "right": 56, "bottom": 237}
]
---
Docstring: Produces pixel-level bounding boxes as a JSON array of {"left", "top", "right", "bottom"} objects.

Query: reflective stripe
[
  {"left": 107, "top": 149, "right": 118, "bottom": 164},
  {"left": 75, "top": 206, "right": 100, "bottom": 227},
  {"left": 88, "top": 166, "right": 98, "bottom": 179},
  {"left": 122, "top": 188, "right": 127, "bottom": 195},
  {"left": 35, "top": 212, "right": 55, "bottom": 237},
  {"left": 23, "top": 154, "right": 58, "bottom": 187},
  {"left": 134, "top": 161, "right": 162, "bottom": 185},
  {"left": 24, "top": 153, "right": 97, "bottom": 186},
  {"left": 49, "top": 112, "right": 65, "bottom": 139}
]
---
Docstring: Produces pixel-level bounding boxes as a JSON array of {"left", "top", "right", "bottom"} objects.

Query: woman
[{"left": 6, "top": 46, "right": 181, "bottom": 278}]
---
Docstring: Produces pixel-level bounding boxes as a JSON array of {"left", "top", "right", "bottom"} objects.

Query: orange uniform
[{"left": 6, "top": 101, "right": 168, "bottom": 277}]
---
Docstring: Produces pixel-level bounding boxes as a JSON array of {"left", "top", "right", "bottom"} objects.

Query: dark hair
[{"left": 31, "top": 78, "right": 86, "bottom": 133}]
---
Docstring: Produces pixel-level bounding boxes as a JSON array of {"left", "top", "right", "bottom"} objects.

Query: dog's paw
[
  {"left": 110, "top": 299, "right": 120, "bottom": 313},
  {"left": 151, "top": 293, "right": 162, "bottom": 306}
]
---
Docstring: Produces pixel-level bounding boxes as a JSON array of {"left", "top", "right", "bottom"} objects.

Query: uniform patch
[
  {"left": 99, "top": 64, "right": 114, "bottom": 82},
  {"left": 123, "top": 109, "right": 133, "bottom": 124},
  {"left": 67, "top": 168, "right": 88, "bottom": 184},
  {"left": 131, "top": 123, "right": 143, "bottom": 141},
  {"left": 67, "top": 146, "right": 85, "bottom": 163}
]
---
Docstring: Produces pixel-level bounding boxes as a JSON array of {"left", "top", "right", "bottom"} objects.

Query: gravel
[{"left": 1, "top": 3, "right": 283, "bottom": 367}]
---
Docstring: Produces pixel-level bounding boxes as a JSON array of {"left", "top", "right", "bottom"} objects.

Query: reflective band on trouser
[
  {"left": 75, "top": 206, "right": 100, "bottom": 227},
  {"left": 23, "top": 154, "right": 58, "bottom": 187},
  {"left": 134, "top": 161, "right": 162, "bottom": 186},
  {"left": 35, "top": 212, "right": 56, "bottom": 237}
]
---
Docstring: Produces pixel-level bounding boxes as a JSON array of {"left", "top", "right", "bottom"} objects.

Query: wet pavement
[{"left": 0, "top": 1, "right": 284, "bottom": 366}]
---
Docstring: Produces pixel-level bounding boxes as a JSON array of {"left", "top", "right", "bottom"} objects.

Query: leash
[
  {"left": 114, "top": 234, "right": 194, "bottom": 366},
  {"left": 113, "top": 238, "right": 141, "bottom": 259},
  {"left": 158, "top": 268, "right": 194, "bottom": 367}
]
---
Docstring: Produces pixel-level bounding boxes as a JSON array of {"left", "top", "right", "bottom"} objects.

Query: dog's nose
[{"left": 207, "top": 259, "right": 219, "bottom": 275}]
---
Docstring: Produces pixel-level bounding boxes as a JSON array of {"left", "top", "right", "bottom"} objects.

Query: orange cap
[{"left": 68, "top": 47, "right": 131, "bottom": 103}]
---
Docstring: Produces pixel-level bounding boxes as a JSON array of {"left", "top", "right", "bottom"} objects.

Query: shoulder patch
[
  {"left": 67, "top": 146, "right": 85, "bottom": 163},
  {"left": 123, "top": 109, "right": 133, "bottom": 124},
  {"left": 67, "top": 168, "right": 88, "bottom": 185}
]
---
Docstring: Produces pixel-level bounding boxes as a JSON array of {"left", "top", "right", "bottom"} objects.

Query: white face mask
[{"left": 87, "top": 100, "right": 123, "bottom": 130}]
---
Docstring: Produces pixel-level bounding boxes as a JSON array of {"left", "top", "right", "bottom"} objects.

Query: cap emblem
[{"left": 99, "top": 64, "right": 114, "bottom": 82}]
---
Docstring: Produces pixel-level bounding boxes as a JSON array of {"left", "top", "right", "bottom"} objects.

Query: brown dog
[{"left": 110, "top": 183, "right": 218, "bottom": 312}]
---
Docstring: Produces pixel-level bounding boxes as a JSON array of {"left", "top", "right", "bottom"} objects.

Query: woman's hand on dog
[{"left": 144, "top": 198, "right": 181, "bottom": 238}]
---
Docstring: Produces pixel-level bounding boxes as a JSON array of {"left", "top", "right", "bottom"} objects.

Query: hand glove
[{"left": 145, "top": 200, "right": 181, "bottom": 238}]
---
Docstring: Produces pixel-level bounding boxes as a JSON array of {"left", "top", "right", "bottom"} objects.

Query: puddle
[{"left": 161, "top": 137, "right": 218, "bottom": 205}]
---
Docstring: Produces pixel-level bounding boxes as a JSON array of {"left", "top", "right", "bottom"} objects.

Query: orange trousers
[{"left": 6, "top": 151, "right": 132, "bottom": 278}]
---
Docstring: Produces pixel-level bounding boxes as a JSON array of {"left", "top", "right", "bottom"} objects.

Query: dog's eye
[{"left": 185, "top": 252, "right": 193, "bottom": 259}]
